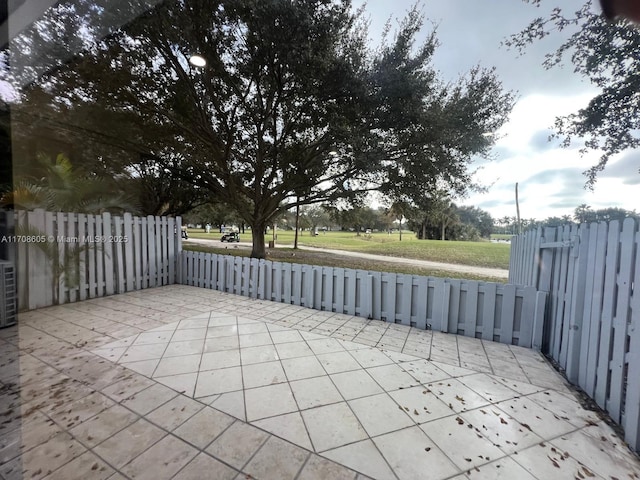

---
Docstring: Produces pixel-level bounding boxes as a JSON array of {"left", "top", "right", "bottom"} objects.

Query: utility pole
[{"left": 515, "top": 182, "right": 522, "bottom": 234}]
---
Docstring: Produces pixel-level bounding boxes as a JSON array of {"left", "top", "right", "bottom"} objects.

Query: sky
[{"left": 353, "top": 0, "right": 640, "bottom": 221}]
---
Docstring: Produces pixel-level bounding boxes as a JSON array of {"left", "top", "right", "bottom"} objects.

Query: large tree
[
  {"left": 506, "top": 0, "right": 640, "bottom": 186},
  {"left": 5, "top": 0, "right": 514, "bottom": 258}
]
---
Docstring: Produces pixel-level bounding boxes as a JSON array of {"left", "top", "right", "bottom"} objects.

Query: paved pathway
[
  {"left": 184, "top": 238, "right": 509, "bottom": 279},
  {"left": 1, "top": 285, "right": 638, "bottom": 480}
]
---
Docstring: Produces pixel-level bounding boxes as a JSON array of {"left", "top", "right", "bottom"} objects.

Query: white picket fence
[
  {"left": 12, "top": 209, "right": 182, "bottom": 309},
  {"left": 510, "top": 218, "right": 640, "bottom": 453},
  {"left": 180, "top": 250, "right": 546, "bottom": 347}
]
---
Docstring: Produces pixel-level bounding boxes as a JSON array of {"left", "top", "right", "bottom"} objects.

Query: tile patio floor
[{"left": 0, "top": 285, "right": 639, "bottom": 479}]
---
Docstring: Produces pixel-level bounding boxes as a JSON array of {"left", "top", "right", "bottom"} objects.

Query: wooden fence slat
[
  {"left": 551, "top": 228, "right": 570, "bottom": 361},
  {"left": 264, "top": 259, "right": 273, "bottom": 300},
  {"left": 200, "top": 252, "right": 208, "bottom": 288},
  {"left": 558, "top": 224, "right": 579, "bottom": 369},
  {"left": 242, "top": 257, "right": 250, "bottom": 297},
  {"left": 523, "top": 228, "right": 534, "bottom": 285},
  {"left": 291, "top": 264, "right": 301, "bottom": 306},
  {"left": 323, "top": 266, "right": 334, "bottom": 311},
  {"left": 162, "top": 217, "right": 169, "bottom": 285},
  {"left": 481, "top": 283, "right": 497, "bottom": 341},
  {"left": 218, "top": 255, "right": 226, "bottom": 292},
  {"left": 250, "top": 258, "right": 259, "bottom": 298},
  {"left": 579, "top": 222, "right": 604, "bottom": 393},
  {"left": 565, "top": 224, "right": 590, "bottom": 383},
  {"left": 94, "top": 213, "right": 106, "bottom": 295},
  {"left": 204, "top": 252, "right": 212, "bottom": 289},
  {"left": 175, "top": 217, "right": 182, "bottom": 285},
  {"left": 152, "top": 216, "right": 161, "bottom": 285},
  {"left": 86, "top": 214, "right": 96, "bottom": 298},
  {"left": 531, "top": 291, "right": 547, "bottom": 351},
  {"left": 167, "top": 217, "right": 175, "bottom": 285},
  {"left": 16, "top": 211, "right": 27, "bottom": 308},
  {"left": 227, "top": 256, "right": 234, "bottom": 293},
  {"left": 140, "top": 217, "right": 148, "bottom": 289},
  {"left": 384, "top": 273, "right": 397, "bottom": 322},
  {"left": 448, "top": 280, "right": 461, "bottom": 333},
  {"left": 372, "top": 271, "right": 382, "bottom": 319},
  {"left": 67, "top": 212, "right": 79, "bottom": 303},
  {"left": 542, "top": 226, "right": 560, "bottom": 351},
  {"left": 464, "top": 281, "right": 479, "bottom": 338},
  {"left": 362, "top": 274, "right": 373, "bottom": 319},
  {"left": 607, "top": 218, "right": 636, "bottom": 422},
  {"left": 399, "top": 274, "right": 412, "bottom": 326},
  {"left": 273, "top": 262, "right": 282, "bottom": 302},
  {"left": 432, "top": 278, "right": 446, "bottom": 332},
  {"left": 145, "top": 215, "right": 156, "bottom": 288},
  {"left": 595, "top": 221, "right": 622, "bottom": 409},
  {"left": 123, "top": 213, "right": 134, "bottom": 291},
  {"left": 415, "top": 276, "right": 428, "bottom": 330},
  {"left": 500, "top": 284, "right": 517, "bottom": 345},
  {"left": 27, "top": 210, "right": 48, "bottom": 309},
  {"left": 624, "top": 229, "right": 640, "bottom": 451},
  {"left": 518, "top": 286, "right": 537, "bottom": 348},
  {"left": 281, "top": 263, "right": 290, "bottom": 303},
  {"left": 56, "top": 212, "right": 67, "bottom": 304},
  {"left": 114, "top": 216, "right": 125, "bottom": 294},
  {"left": 335, "top": 268, "right": 345, "bottom": 313},
  {"left": 182, "top": 250, "right": 189, "bottom": 286},
  {"left": 77, "top": 213, "right": 87, "bottom": 301},
  {"left": 314, "top": 267, "right": 323, "bottom": 311},
  {"left": 234, "top": 256, "right": 242, "bottom": 295},
  {"left": 345, "top": 269, "right": 356, "bottom": 315},
  {"left": 185, "top": 250, "right": 193, "bottom": 287}
]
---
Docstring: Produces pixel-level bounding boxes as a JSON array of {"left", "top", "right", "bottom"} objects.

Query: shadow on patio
[{"left": 1, "top": 285, "right": 639, "bottom": 480}]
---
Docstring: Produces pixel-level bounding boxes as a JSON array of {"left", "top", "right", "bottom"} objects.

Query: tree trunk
[
  {"left": 399, "top": 219, "right": 402, "bottom": 241},
  {"left": 251, "top": 219, "right": 267, "bottom": 258},
  {"left": 294, "top": 202, "right": 300, "bottom": 249},
  {"left": 441, "top": 221, "right": 446, "bottom": 241},
  {"left": 421, "top": 221, "right": 426, "bottom": 240}
]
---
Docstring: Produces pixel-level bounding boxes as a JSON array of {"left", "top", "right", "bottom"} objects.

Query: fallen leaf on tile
[{"left": 581, "top": 466, "right": 594, "bottom": 477}]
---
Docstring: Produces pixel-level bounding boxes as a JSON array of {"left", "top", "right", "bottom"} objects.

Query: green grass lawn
[
  {"left": 182, "top": 243, "right": 505, "bottom": 283},
  {"left": 185, "top": 228, "right": 511, "bottom": 270}
]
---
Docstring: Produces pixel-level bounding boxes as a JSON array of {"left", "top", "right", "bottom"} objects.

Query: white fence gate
[
  {"left": 181, "top": 250, "right": 546, "bottom": 347},
  {"left": 10, "top": 209, "right": 182, "bottom": 309},
  {"left": 510, "top": 218, "right": 640, "bottom": 453}
]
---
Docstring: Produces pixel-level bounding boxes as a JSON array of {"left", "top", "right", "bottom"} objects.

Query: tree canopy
[
  {"left": 5, "top": 0, "right": 514, "bottom": 257},
  {"left": 506, "top": 0, "right": 640, "bottom": 187}
]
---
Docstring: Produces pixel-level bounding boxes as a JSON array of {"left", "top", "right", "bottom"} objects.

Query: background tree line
[{"left": 1, "top": 0, "right": 513, "bottom": 258}]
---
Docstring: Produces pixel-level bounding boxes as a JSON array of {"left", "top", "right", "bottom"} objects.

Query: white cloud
[{"left": 355, "top": 0, "right": 638, "bottom": 221}]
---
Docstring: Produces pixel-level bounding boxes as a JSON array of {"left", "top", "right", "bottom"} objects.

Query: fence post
[
  {"left": 531, "top": 291, "right": 547, "bottom": 351},
  {"left": 607, "top": 218, "right": 636, "bottom": 423},
  {"left": 625, "top": 226, "right": 640, "bottom": 452},
  {"left": 565, "top": 225, "right": 590, "bottom": 383}
]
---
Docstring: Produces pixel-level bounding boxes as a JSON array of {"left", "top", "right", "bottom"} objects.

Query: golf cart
[{"left": 220, "top": 231, "right": 240, "bottom": 242}]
